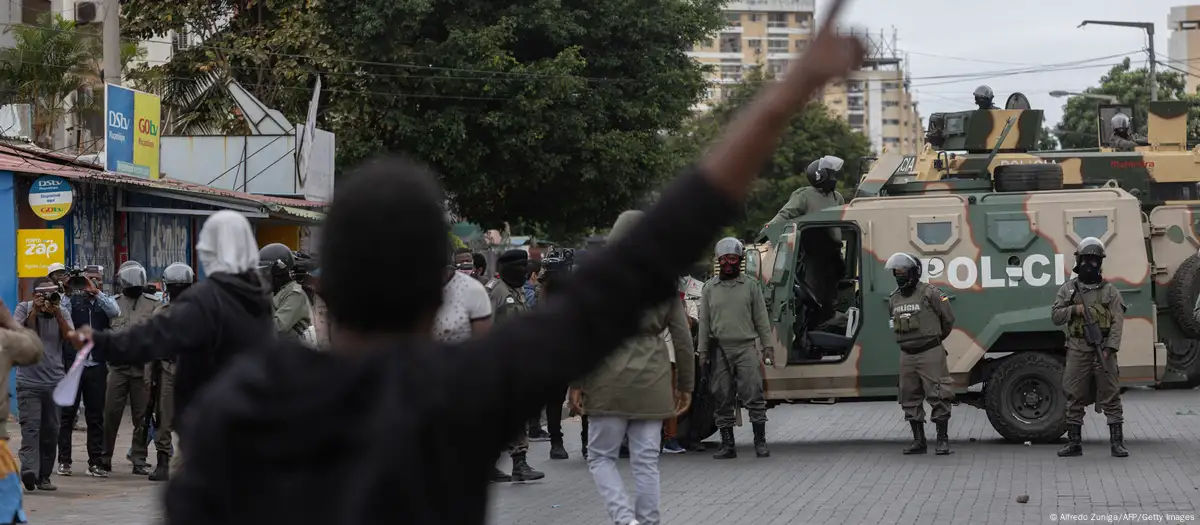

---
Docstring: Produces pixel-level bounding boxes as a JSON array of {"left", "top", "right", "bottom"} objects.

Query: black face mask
[
  {"left": 123, "top": 286, "right": 143, "bottom": 298},
  {"left": 818, "top": 174, "right": 838, "bottom": 193},
  {"left": 499, "top": 262, "right": 526, "bottom": 288},
  {"left": 894, "top": 273, "right": 917, "bottom": 294},
  {"left": 166, "top": 283, "right": 191, "bottom": 300},
  {"left": 271, "top": 271, "right": 291, "bottom": 292},
  {"left": 1075, "top": 258, "right": 1103, "bottom": 283}
]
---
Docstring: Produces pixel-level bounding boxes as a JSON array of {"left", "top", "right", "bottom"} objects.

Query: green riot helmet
[
  {"left": 885, "top": 252, "right": 922, "bottom": 294},
  {"left": 806, "top": 155, "right": 843, "bottom": 193},
  {"left": 1073, "top": 237, "right": 1105, "bottom": 282}
]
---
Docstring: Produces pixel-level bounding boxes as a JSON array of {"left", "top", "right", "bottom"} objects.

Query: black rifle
[
  {"left": 145, "top": 362, "right": 161, "bottom": 444},
  {"left": 1073, "top": 280, "right": 1107, "bottom": 413}
]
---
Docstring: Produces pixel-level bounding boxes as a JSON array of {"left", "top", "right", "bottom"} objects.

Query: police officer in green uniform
[
  {"left": 145, "top": 262, "right": 194, "bottom": 482},
  {"left": 697, "top": 237, "right": 774, "bottom": 460},
  {"left": 1051, "top": 237, "right": 1128, "bottom": 458},
  {"left": 485, "top": 249, "right": 545, "bottom": 482},
  {"left": 765, "top": 156, "right": 846, "bottom": 229},
  {"left": 1109, "top": 113, "right": 1149, "bottom": 152},
  {"left": 885, "top": 253, "right": 955, "bottom": 455}
]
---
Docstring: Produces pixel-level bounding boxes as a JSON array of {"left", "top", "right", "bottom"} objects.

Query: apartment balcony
[
  {"left": 687, "top": 51, "right": 745, "bottom": 60},
  {"left": 766, "top": 25, "right": 812, "bottom": 35},
  {"left": 724, "top": 0, "right": 815, "bottom": 12},
  {"left": 722, "top": 26, "right": 745, "bottom": 34}
]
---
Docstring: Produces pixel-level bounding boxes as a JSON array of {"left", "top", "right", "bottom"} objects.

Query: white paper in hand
[{"left": 53, "top": 343, "right": 93, "bottom": 407}]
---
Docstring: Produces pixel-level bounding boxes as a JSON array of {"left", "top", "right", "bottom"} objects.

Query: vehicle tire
[
  {"left": 1163, "top": 253, "right": 1200, "bottom": 387},
  {"left": 1159, "top": 337, "right": 1200, "bottom": 389},
  {"left": 993, "top": 164, "right": 1064, "bottom": 192},
  {"left": 984, "top": 352, "right": 1068, "bottom": 443}
]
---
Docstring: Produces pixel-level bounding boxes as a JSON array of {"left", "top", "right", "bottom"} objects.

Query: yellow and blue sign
[
  {"left": 28, "top": 175, "right": 73, "bottom": 221},
  {"left": 16, "top": 229, "right": 65, "bottom": 278},
  {"left": 105, "top": 83, "right": 161, "bottom": 180}
]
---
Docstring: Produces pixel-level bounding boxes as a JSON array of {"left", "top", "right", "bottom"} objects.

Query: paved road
[{"left": 16, "top": 390, "right": 1200, "bottom": 524}]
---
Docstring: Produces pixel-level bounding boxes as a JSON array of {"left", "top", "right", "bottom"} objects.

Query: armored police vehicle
[{"left": 680, "top": 96, "right": 1200, "bottom": 447}]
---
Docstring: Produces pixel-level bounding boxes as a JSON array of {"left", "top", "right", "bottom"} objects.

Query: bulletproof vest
[
  {"left": 1067, "top": 283, "right": 1113, "bottom": 339},
  {"left": 889, "top": 285, "right": 941, "bottom": 350}
]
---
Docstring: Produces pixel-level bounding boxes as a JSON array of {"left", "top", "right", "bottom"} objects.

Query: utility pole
[
  {"left": 1079, "top": 20, "right": 1157, "bottom": 101},
  {"left": 103, "top": 0, "right": 121, "bottom": 86}
]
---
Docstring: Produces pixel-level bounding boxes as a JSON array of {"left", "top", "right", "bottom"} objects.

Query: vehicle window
[
  {"left": 1072, "top": 216, "right": 1108, "bottom": 240},
  {"left": 986, "top": 212, "right": 1036, "bottom": 251},
  {"left": 917, "top": 222, "right": 952, "bottom": 245}
]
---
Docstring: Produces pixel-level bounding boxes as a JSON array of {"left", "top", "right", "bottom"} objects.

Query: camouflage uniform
[
  {"left": 487, "top": 278, "right": 528, "bottom": 459},
  {"left": 486, "top": 273, "right": 544, "bottom": 481},
  {"left": 697, "top": 273, "right": 773, "bottom": 458},
  {"left": 889, "top": 282, "right": 955, "bottom": 428}
]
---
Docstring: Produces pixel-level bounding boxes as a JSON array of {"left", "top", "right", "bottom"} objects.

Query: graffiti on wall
[
  {"left": 69, "top": 185, "right": 116, "bottom": 288},
  {"left": 127, "top": 213, "right": 191, "bottom": 280}
]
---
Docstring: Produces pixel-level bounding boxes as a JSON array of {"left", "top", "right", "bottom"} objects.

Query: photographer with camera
[
  {"left": 13, "top": 276, "right": 75, "bottom": 490},
  {"left": 56, "top": 265, "right": 119, "bottom": 478}
]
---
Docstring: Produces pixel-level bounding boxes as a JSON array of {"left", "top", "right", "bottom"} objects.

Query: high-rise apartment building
[
  {"left": 1168, "top": 5, "right": 1200, "bottom": 95},
  {"left": 685, "top": 2, "right": 924, "bottom": 155}
]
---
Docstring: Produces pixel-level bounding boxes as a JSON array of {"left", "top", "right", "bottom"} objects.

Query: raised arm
[
  {"left": 439, "top": 4, "right": 867, "bottom": 442},
  {"left": 90, "top": 297, "right": 215, "bottom": 364}
]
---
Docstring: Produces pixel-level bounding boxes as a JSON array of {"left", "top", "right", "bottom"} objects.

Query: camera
[
  {"left": 66, "top": 265, "right": 103, "bottom": 295},
  {"left": 540, "top": 248, "right": 575, "bottom": 275},
  {"left": 35, "top": 284, "right": 61, "bottom": 305}
]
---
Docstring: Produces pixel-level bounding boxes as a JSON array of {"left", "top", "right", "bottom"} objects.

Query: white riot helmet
[
  {"left": 117, "top": 261, "right": 147, "bottom": 288},
  {"left": 715, "top": 237, "right": 744, "bottom": 258},
  {"left": 162, "top": 263, "right": 195, "bottom": 284}
]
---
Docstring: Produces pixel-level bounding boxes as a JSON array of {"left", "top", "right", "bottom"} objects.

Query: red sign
[{"left": 1110, "top": 160, "right": 1154, "bottom": 169}]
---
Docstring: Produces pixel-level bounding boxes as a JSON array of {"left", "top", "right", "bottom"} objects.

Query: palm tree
[{"left": 0, "top": 14, "right": 99, "bottom": 148}]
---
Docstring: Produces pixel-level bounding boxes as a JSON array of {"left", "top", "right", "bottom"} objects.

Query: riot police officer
[
  {"left": 1109, "top": 113, "right": 1149, "bottom": 152},
  {"left": 259, "top": 243, "right": 314, "bottom": 342},
  {"left": 765, "top": 156, "right": 846, "bottom": 229},
  {"left": 697, "top": 237, "right": 774, "bottom": 459},
  {"left": 1051, "top": 237, "right": 1128, "bottom": 458},
  {"left": 486, "top": 249, "right": 545, "bottom": 482},
  {"left": 885, "top": 253, "right": 955, "bottom": 455},
  {"left": 146, "top": 262, "right": 195, "bottom": 481},
  {"left": 974, "top": 85, "right": 998, "bottom": 110}
]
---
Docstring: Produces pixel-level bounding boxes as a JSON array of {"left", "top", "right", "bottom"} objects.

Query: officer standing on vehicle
[
  {"left": 765, "top": 156, "right": 846, "bottom": 230},
  {"left": 1051, "top": 237, "right": 1128, "bottom": 458},
  {"left": 697, "top": 237, "right": 774, "bottom": 460},
  {"left": 974, "top": 85, "right": 998, "bottom": 110},
  {"left": 885, "top": 253, "right": 955, "bottom": 455},
  {"left": 486, "top": 249, "right": 545, "bottom": 482},
  {"left": 259, "top": 244, "right": 314, "bottom": 343},
  {"left": 1109, "top": 113, "right": 1149, "bottom": 152}
]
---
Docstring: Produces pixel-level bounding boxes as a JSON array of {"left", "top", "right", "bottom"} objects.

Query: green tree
[
  {"left": 121, "top": 0, "right": 726, "bottom": 239},
  {"left": 1054, "top": 57, "right": 1200, "bottom": 149},
  {"left": 1036, "top": 126, "right": 1059, "bottom": 150},
  {"left": 668, "top": 67, "right": 871, "bottom": 240},
  {"left": 0, "top": 14, "right": 98, "bottom": 147}
]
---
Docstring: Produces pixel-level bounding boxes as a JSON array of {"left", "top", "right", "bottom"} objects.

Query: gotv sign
[{"left": 28, "top": 175, "right": 73, "bottom": 221}]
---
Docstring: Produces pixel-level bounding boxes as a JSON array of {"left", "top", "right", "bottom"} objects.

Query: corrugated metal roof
[
  {"left": 0, "top": 143, "right": 327, "bottom": 210},
  {"left": 270, "top": 205, "right": 325, "bottom": 222}
]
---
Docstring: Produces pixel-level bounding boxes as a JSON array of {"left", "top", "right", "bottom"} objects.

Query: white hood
[{"left": 196, "top": 210, "right": 259, "bottom": 277}]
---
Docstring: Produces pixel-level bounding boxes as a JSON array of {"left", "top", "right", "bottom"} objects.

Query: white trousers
[{"left": 586, "top": 416, "right": 664, "bottom": 525}]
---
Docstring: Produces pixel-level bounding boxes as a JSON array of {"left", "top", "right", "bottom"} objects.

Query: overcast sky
[{"left": 814, "top": 0, "right": 1188, "bottom": 128}]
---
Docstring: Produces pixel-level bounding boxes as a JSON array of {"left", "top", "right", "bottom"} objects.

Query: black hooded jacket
[
  {"left": 163, "top": 169, "right": 738, "bottom": 525},
  {"left": 91, "top": 271, "right": 274, "bottom": 432}
]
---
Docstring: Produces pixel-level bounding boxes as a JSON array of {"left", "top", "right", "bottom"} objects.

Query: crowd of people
[
  {"left": 0, "top": 211, "right": 323, "bottom": 520},
  {"left": 0, "top": 2, "right": 870, "bottom": 522}
]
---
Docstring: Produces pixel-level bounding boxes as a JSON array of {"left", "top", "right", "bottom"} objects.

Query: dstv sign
[
  {"left": 105, "top": 83, "right": 161, "bottom": 180},
  {"left": 28, "top": 175, "right": 73, "bottom": 221}
]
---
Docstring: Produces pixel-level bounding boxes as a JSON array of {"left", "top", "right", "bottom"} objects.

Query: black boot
[
  {"left": 510, "top": 454, "right": 545, "bottom": 482},
  {"left": 752, "top": 422, "right": 770, "bottom": 458},
  {"left": 549, "top": 438, "right": 568, "bottom": 460},
  {"left": 1057, "top": 424, "right": 1082, "bottom": 457},
  {"left": 902, "top": 421, "right": 927, "bottom": 454},
  {"left": 1109, "top": 423, "right": 1129, "bottom": 458},
  {"left": 934, "top": 420, "right": 951, "bottom": 455},
  {"left": 149, "top": 451, "right": 170, "bottom": 481},
  {"left": 713, "top": 427, "right": 737, "bottom": 459}
]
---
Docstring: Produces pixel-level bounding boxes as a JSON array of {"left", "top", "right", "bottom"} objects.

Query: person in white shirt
[{"left": 433, "top": 256, "right": 493, "bottom": 344}]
